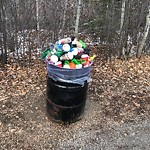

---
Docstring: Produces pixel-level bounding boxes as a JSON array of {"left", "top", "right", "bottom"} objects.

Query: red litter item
[
  {"left": 81, "top": 54, "right": 89, "bottom": 62},
  {"left": 77, "top": 48, "right": 84, "bottom": 54},
  {"left": 83, "top": 61, "right": 90, "bottom": 67},
  {"left": 55, "top": 61, "right": 62, "bottom": 68}
]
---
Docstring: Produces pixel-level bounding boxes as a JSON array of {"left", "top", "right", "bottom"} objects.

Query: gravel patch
[{"left": 1, "top": 92, "right": 150, "bottom": 150}]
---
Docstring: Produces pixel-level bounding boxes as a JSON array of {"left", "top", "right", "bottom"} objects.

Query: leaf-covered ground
[
  {"left": 91, "top": 48, "right": 150, "bottom": 122},
  {"left": 0, "top": 47, "right": 150, "bottom": 149}
]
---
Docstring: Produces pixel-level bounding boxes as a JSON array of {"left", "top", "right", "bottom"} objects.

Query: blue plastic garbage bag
[{"left": 46, "top": 63, "right": 92, "bottom": 85}]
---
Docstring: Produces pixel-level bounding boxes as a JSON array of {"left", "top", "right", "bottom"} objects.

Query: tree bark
[
  {"left": 118, "top": 0, "right": 130, "bottom": 59},
  {"left": 137, "top": 5, "right": 150, "bottom": 57},
  {"left": 1, "top": 3, "right": 7, "bottom": 65},
  {"left": 75, "top": 0, "right": 82, "bottom": 38},
  {"left": 120, "top": 0, "right": 126, "bottom": 32},
  {"left": 59, "top": 0, "right": 68, "bottom": 36},
  {"left": 36, "top": 0, "right": 40, "bottom": 32}
]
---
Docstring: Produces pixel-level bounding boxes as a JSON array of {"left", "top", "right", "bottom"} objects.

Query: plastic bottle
[
  {"left": 62, "top": 44, "right": 71, "bottom": 52},
  {"left": 53, "top": 41, "right": 63, "bottom": 51},
  {"left": 81, "top": 54, "right": 91, "bottom": 67},
  {"left": 59, "top": 37, "right": 72, "bottom": 44},
  {"left": 79, "top": 40, "right": 86, "bottom": 48},
  {"left": 54, "top": 50, "right": 64, "bottom": 58},
  {"left": 46, "top": 54, "right": 51, "bottom": 61},
  {"left": 89, "top": 54, "right": 96, "bottom": 61},
  {"left": 70, "top": 48, "right": 78, "bottom": 56},
  {"left": 76, "top": 64, "right": 82, "bottom": 69},
  {"left": 77, "top": 48, "right": 84, "bottom": 54},
  {"left": 83, "top": 61, "right": 90, "bottom": 67},
  {"left": 50, "top": 55, "right": 59, "bottom": 63},
  {"left": 71, "top": 58, "right": 80, "bottom": 65},
  {"left": 60, "top": 52, "right": 73, "bottom": 61},
  {"left": 63, "top": 60, "right": 70, "bottom": 69},
  {"left": 72, "top": 40, "right": 82, "bottom": 48},
  {"left": 55, "top": 61, "right": 62, "bottom": 68},
  {"left": 68, "top": 62, "right": 76, "bottom": 69},
  {"left": 40, "top": 49, "right": 51, "bottom": 59},
  {"left": 81, "top": 54, "right": 89, "bottom": 61},
  {"left": 71, "top": 58, "right": 83, "bottom": 69}
]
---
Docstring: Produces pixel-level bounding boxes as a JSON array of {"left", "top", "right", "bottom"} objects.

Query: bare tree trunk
[
  {"left": 118, "top": 0, "right": 130, "bottom": 59},
  {"left": 59, "top": 0, "right": 68, "bottom": 36},
  {"left": 36, "top": 0, "right": 40, "bottom": 32},
  {"left": 13, "top": 1, "right": 19, "bottom": 61},
  {"left": 120, "top": 0, "right": 126, "bottom": 33},
  {"left": 106, "top": 0, "right": 115, "bottom": 61},
  {"left": 132, "top": 2, "right": 147, "bottom": 46},
  {"left": 75, "top": 0, "right": 82, "bottom": 38},
  {"left": 1, "top": 3, "right": 7, "bottom": 65},
  {"left": 118, "top": 0, "right": 126, "bottom": 58},
  {"left": 137, "top": 5, "right": 150, "bottom": 57},
  {"left": 36, "top": 0, "right": 41, "bottom": 49}
]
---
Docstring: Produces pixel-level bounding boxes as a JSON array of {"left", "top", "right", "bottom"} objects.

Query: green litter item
[
  {"left": 40, "top": 49, "right": 51, "bottom": 59},
  {"left": 71, "top": 58, "right": 80, "bottom": 65},
  {"left": 77, "top": 58, "right": 86, "bottom": 64},
  {"left": 79, "top": 40, "right": 86, "bottom": 48},
  {"left": 64, "top": 60, "right": 69, "bottom": 65},
  {"left": 54, "top": 50, "right": 64, "bottom": 57}
]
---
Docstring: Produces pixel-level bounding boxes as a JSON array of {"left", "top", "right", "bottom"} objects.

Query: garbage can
[{"left": 46, "top": 77, "right": 88, "bottom": 123}]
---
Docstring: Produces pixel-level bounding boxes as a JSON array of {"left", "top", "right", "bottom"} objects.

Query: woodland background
[{"left": 0, "top": 0, "right": 150, "bottom": 66}]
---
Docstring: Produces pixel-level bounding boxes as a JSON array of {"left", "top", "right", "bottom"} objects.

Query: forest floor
[{"left": 0, "top": 47, "right": 150, "bottom": 150}]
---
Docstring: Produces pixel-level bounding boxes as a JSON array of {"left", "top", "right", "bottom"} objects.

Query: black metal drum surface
[{"left": 46, "top": 77, "right": 88, "bottom": 123}]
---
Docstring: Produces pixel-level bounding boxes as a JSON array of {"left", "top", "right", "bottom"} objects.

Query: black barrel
[{"left": 46, "top": 77, "right": 88, "bottom": 124}]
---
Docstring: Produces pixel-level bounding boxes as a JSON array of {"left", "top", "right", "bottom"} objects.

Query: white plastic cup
[
  {"left": 62, "top": 44, "right": 71, "bottom": 52},
  {"left": 71, "top": 48, "right": 78, "bottom": 56},
  {"left": 50, "top": 55, "right": 58, "bottom": 63}
]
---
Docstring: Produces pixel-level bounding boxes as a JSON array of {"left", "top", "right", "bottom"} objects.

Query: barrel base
[{"left": 46, "top": 98, "right": 85, "bottom": 124}]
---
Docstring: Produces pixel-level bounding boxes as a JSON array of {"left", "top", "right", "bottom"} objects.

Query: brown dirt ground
[{"left": 0, "top": 48, "right": 150, "bottom": 149}]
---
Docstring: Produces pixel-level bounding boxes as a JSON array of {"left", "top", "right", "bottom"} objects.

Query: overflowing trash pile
[
  {"left": 40, "top": 36, "right": 95, "bottom": 85},
  {"left": 40, "top": 37, "right": 96, "bottom": 69}
]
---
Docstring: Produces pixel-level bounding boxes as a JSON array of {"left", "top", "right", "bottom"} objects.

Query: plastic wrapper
[{"left": 47, "top": 63, "right": 92, "bottom": 85}]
